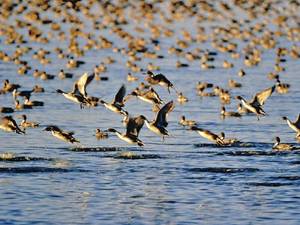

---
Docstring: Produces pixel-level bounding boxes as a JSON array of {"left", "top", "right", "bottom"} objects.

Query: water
[{"left": 1, "top": 1, "right": 300, "bottom": 224}]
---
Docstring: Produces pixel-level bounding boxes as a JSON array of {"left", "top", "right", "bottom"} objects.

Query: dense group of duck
[{"left": 0, "top": 0, "right": 300, "bottom": 151}]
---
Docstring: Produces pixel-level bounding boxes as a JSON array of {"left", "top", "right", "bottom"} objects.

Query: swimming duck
[
  {"left": 177, "top": 92, "right": 188, "bottom": 103},
  {"left": 32, "top": 85, "right": 45, "bottom": 93},
  {"left": 228, "top": 79, "right": 242, "bottom": 88},
  {"left": 190, "top": 126, "right": 224, "bottom": 145},
  {"left": 19, "top": 114, "right": 39, "bottom": 128},
  {"left": 275, "top": 76, "right": 290, "bottom": 94},
  {"left": 24, "top": 96, "right": 44, "bottom": 107},
  {"left": 144, "top": 101, "right": 175, "bottom": 139},
  {"left": 99, "top": 84, "right": 128, "bottom": 116},
  {"left": 12, "top": 89, "right": 33, "bottom": 99},
  {"left": 219, "top": 132, "right": 239, "bottom": 146},
  {"left": 220, "top": 106, "right": 242, "bottom": 118},
  {"left": 2, "top": 79, "right": 21, "bottom": 93},
  {"left": 15, "top": 99, "right": 32, "bottom": 110},
  {"left": 145, "top": 71, "right": 177, "bottom": 93},
  {"left": 236, "top": 85, "right": 275, "bottom": 120},
  {"left": 179, "top": 116, "right": 196, "bottom": 126},
  {"left": 282, "top": 114, "right": 300, "bottom": 135},
  {"left": 0, "top": 116, "right": 24, "bottom": 134},
  {"left": 105, "top": 115, "right": 145, "bottom": 146},
  {"left": 58, "top": 69, "right": 73, "bottom": 79},
  {"left": 127, "top": 73, "right": 138, "bottom": 82},
  {"left": 44, "top": 125, "right": 80, "bottom": 144},
  {"left": 272, "top": 137, "right": 296, "bottom": 151},
  {"left": 95, "top": 129, "right": 108, "bottom": 140}
]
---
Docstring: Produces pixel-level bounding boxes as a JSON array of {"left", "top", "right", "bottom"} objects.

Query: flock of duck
[{"left": 0, "top": 0, "right": 300, "bottom": 152}]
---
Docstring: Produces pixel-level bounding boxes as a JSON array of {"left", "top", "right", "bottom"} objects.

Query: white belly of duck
[
  {"left": 115, "top": 133, "right": 135, "bottom": 144},
  {"left": 145, "top": 121, "right": 162, "bottom": 135},
  {"left": 63, "top": 93, "right": 80, "bottom": 104}
]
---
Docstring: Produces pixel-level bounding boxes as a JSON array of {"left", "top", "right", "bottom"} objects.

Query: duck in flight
[
  {"left": 145, "top": 71, "right": 178, "bottom": 94},
  {"left": 43, "top": 125, "right": 80, "bottom": 144},
  {"left": 56, "top": 72, "right": 95, "bottom": 108},
  {"left": 125, "top": 87, "right": 163, "bottom": 105},
  {"left": 282, "top": 114, "right": 300, "bottom": 135},
  {"left": 105, "top": 115, "right": 145, "bottom": 146},
  {"left": 99, "top": 84, "right": 128, "bottom": 116},
  {"left": 236, "top": 85, "right": 275, "bottom": 120},
  {"left": 143, "top": 101, "right": 175, "bottom": 139},
  {"left": 0, "top": 116, "right": 25, "bottom": 134}
]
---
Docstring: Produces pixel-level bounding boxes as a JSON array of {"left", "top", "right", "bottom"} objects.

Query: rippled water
[{"left": 1, "top": 1, "right": 300, "bottom": 224}]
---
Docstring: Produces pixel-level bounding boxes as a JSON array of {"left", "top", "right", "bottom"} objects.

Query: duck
[
  {"left": 19, "top": 114, "right": 39, "bottom": 128},
  {"left": 2, "top": 79, "right": 21, "bottom": 93},
  {"left": 238, "top": 69, "right": 246, "bottom": 77},
  {"left": 15, "top": 99, "right": 32, "bottom": 110},
  {"left": 95, "top": 129, "right": 108, "bottom": 140},
  {"left": 43, "top": 125, "right": 80, "bottom": 144},
  {"left": 73, "top": 73, "right": 98, "bottom": 106},
  {"left": 0, "top": 116, "right": 25, "bottom": 134},
  {"left": 58, "top": 69, "right": 73, "bottom": 79},
  {"left": 127, "top": 73, "right": 138, "bottom": 82},
  {"left": 219, "top": 132, "right": 240, "bottom": 146},
  {"left": 236, "top": 85, "right": 275, "bottom": 120},
  {"left": 275, "top": 76, "right": 290, "bottom": 94},
  {"left": 145, "top": 71, "right": 177, "bottom": 93},
  {"left": 228, "top": 79, "right": 242, "bottom": 88},
  {"left": 125, "top": 87, "right": 163, "bottom": 105},
  {"left": 12, "top": 89, "right": 33, "bottom": 99},
  {"left": 24, "top": 96, "right": 44, "bottom": 107},
  {"left": 32, "top": 85, "right": 44, "bottom": 93},
  {"left": 272, "top": 137, "right": 296, "bottom": 151},
  {"left": 99, "top": 84, "right": 128, "bottom": 116},
  {"left": 144, "top": 101, "right": 175, "bottom": 139},
  {"left": 177, "top": 92, "right": 188, "bottom": 103},
  {"left": 105, "top": 115, "right": 145, "bottom": 146},
  {"left": 282, "top": 114, "right": 300, "bottom": 135},
  {"left": 190, "top": 126, "right": 224, "bottom": 145},
  {"left": 220, "top": 106, "right": 242, "bottom": 118},
  {"left": 179, "top": 116, "right": 196, "bottom": 126}
]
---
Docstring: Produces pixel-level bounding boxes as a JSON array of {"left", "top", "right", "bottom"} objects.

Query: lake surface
[{"left": 0, "top": 1, "right": 300, "bottom": 224}]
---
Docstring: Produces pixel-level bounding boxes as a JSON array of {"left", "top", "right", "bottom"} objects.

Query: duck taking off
[
  {"left": 190, "top": 126, "right": 224, "bottom": 145},
  {"left": 236, "top": 85, "right": 275, "bottom": 120},
  {"left": 43, "top": 125, "right": 80, "bottom": 144},
  {"left": 105, "top": 115, "right": 146, "bottom": 146},
  {"left": 99, "top": 84, "right": 128, "bottom": 116}
]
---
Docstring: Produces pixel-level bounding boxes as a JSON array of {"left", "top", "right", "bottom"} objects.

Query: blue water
[{"left": 1, "top": 1, "right": 300, "bottom": 224}]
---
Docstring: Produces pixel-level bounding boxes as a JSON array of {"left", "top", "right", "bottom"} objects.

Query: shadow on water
[
  {"left": 185, "top": 167, "right": 259, "bottom": 173},
  {"left": 0, "top": 167, "right": 89, "bottom": 173},
  {"left": 69, "top": 146, "right": 123, "bottom": 152},
  {"left": 193, "top": 142, "right": 274, "bottom": 149},
  {"left": 0, "top": 153, "right": 52, "bottom": 162}
]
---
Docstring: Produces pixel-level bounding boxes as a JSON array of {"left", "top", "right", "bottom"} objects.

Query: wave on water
[
  {"left": 114, "top": 151, "right": 162, "bottom": 160},
  {"left": 0, "top": 153, "right": 52, "bottom": 162}
]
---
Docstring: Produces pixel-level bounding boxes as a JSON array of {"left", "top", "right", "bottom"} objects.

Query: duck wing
[
  {"left": 126, "top": 115, "right": 145, "bottom": 137},
  {"left": 154, "top": 101, "right": 174, "bottom": 127},
  {"left": 76, "top": 73, "right": 94, "bottom": 97},
  {"left": 144, "top": 88, "right": 163, "bottom": 103},
  {"left": 294, "top": 113, "right": 300, "bottom": 128},
  {"left": 251, "top": 85, "right": 275, "bottom": 106},
  {"left": 113, "top": 84, "right": 126, "bottom": 107}
]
